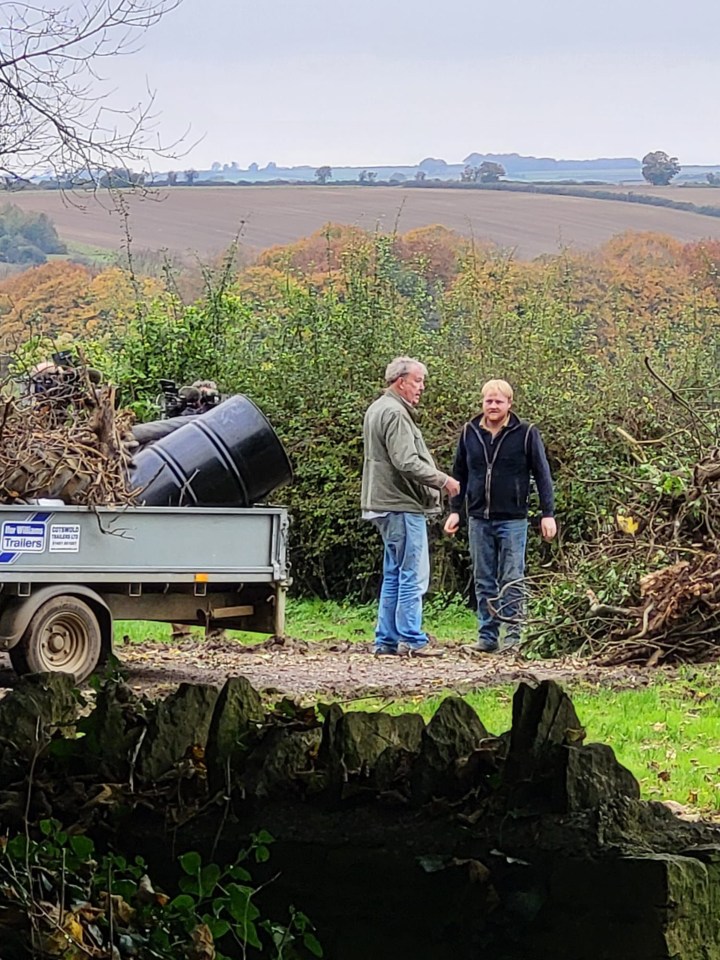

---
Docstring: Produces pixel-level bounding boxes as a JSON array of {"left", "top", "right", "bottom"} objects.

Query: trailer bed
[
  {"left": 0, "top": 505, "right": 288, "bottom": 582},
  {"left": 0, "top": 504, "right": 290, "bottom": 680}
]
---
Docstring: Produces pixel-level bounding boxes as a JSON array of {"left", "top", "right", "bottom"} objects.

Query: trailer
[{"left": 0, "top": 503, "right": 289, "bottom": 681}]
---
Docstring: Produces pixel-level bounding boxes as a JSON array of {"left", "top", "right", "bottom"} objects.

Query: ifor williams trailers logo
[{"left": 1, "top": 521, "right": 47, "bottom": 553}]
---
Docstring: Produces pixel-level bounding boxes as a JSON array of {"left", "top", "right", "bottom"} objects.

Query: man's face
[
  {"left": 482, "top": 390, "right": 511, "bottom": 425},
  {"left": 397, "top": 366, "right": 426, "bottom": 406}
]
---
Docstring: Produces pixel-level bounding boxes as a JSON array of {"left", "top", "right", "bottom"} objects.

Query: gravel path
[
  {"left": 105, "top": 636, "right": 658, "bottom": 701},
  {"left": 0, "top": 636, "right": 666, "bottom": 702}
]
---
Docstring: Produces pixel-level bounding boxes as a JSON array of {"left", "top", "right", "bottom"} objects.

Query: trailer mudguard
[{"left": 0, "top": 585, "right": 112, "bottom": 652}]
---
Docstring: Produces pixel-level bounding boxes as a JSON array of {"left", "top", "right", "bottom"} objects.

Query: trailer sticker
[
  {"left": 0, "top": 512, "right": 51, "bottom": 563},
  {"left": 49, "top": 524, "right": 81, "bottom": 552},
  {"left": 2, "top": 521, "right": 47, "bottom": 553}
]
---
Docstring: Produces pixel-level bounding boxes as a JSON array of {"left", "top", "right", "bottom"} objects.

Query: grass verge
[
  {"left": 114, "top": 596, "right": 477, "bottom": 646},
  {"left": 350, "top": 667, "right": 720, "bottom": 816}
]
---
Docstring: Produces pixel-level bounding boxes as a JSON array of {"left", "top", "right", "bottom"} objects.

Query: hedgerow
[{"left": 27, "top": 226, "right": 720, "bottom": 653}]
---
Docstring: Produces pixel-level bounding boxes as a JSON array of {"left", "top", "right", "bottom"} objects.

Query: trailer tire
[{"left": 18, "top": 596, "right": 102, "bottom": 682}]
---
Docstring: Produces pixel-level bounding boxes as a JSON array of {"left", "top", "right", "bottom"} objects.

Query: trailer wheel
[{"left": 18, "top": 596, "right": 102, "bottom": 682}]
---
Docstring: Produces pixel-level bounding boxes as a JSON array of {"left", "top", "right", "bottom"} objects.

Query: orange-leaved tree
[
  {"left": 0, "top": 262, "right": 166, "bottom": 350},
  {"left": 0, "top": 262, "right": 97, "bottom": 349}
]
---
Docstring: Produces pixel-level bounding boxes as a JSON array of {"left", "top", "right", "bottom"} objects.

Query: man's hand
[
  {"left": 443, "top": 476, "right": 461, "bottom": 497},
  {"left": 444, "top": 512, "right": 461, "bottom": 536},
  {"left": 540, "top": 517, "right": 558, "bottom": 541}
]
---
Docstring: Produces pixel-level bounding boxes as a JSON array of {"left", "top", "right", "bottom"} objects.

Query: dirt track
[
  {"left": 51, "top": 636, "right": 662, "bottom": 702},
  {"left": 8, "top": 185, "right": 720, "bottom": 260},
  {"left": 0, "top": 634, "right": 682, "bottom": 703}
]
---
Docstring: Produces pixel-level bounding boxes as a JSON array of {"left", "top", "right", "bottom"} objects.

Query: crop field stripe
[{"left": 7, "top": 186, "right": 720, "bottom": 260}]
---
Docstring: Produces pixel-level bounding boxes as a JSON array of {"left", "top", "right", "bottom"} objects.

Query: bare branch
[{"left": 0, "top": 0, "right": 186, "bottom": 182}]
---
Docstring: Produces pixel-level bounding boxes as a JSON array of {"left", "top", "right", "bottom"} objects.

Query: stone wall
[{"left": 1, "top": 672, "right": 720, "bottom": 959}]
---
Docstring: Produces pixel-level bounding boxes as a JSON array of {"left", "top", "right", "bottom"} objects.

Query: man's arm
[
  {"left": 527, "top": 427, "right": 554, "bottom": 515},
  {"left": 383, "top": 409, "right": 448, "bottom": 489},
  {"left": 444, "top": 429, "right": 468, "bottom": 535},
  {"left": 448, "top": 427, "right": 468, "bottom": 513},
  {"left": 528, "top": 427, "right": 557, "bottom": 540}
]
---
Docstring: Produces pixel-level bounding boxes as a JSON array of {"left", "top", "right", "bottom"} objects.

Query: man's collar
[{"left": 385, "top": 388, "right": 418, "bottom": 418}]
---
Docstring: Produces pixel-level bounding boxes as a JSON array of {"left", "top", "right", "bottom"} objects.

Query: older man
[{"left": 361, "top": 356, "right": 460, "bottom": 657}]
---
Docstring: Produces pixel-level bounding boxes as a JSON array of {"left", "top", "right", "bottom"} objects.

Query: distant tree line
[
  {"left": 0, "top": 205, "right": 66, "bottom": 264},
  {"left": 168, "top": 150, "right": 687, "bottom": 189},
  {"left": 9, "top": 145, "right": 713, "bottom": 192}
]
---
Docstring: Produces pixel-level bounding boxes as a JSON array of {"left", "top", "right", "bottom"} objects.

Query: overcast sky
[{"left": 104, "top": 0, "right": 720, "bottom": 169}]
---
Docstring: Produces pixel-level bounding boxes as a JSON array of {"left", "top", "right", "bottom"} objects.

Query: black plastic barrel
[{"left": 128, "top": 395, "right": 292, "bottom": 506}]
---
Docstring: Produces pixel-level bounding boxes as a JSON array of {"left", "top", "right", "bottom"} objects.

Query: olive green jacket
[{"left": 361, "top": 390, "right": 448, "bottom": 515}]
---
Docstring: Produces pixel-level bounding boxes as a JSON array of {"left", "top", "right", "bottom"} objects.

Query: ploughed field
[{"left": 8, "top": 185, "right": 720, "bottom": 259}]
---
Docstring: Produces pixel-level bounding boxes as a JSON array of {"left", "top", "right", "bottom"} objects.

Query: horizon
[
  {"left": 87, "top": 0, "right": 720, "bottom": 173},
  {"left": 40, "top": 152, "right": 720, "bottom": 180},
  {"left": 167, "top": 153, "right": 703, "bottom": 172}
]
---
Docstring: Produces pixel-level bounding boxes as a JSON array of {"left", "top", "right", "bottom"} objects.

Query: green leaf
[
  {"left": 227, "top": 883, "right": 250, "bottom": 921},
  {"left": 6, "top": 835, "right": 27, "bottom": 858},
  {"left": 304, "top": 932, "right": 324, "bottom": 957},
  {"left": 169, "top": 894, "right": 196, "bottom": 912},
  {"left": 69, "top": 835, "right": 95, "bottom": 859},
  {"left": 149, "top": 926, "right": 171, "bottom": 950},
  {"left": 112, "top": 879, "right": 138, "bottom": 900},
  {"left": 254, "top": 829, "right": 274, "bottom": 845},
  {"left": 240, "top": 919, "right": 261, "bottom": 950},
  {"left": 204, "top": 917, "right": 230, "bottom": 939},
  {"left": 660, "top": 474, "right": 686, "bottom": 497},
  {"left": 254, "top": 845, "right": 270, "bottom": 863},
  {"left": 179, "top": 875, "right": 200, "bottom": 896},
  {"left": 227, "top": 884, "right": 260, "bottom": 923},
  {"left": 47, "top": 739, "right": 78, "bottom": 760},
  {"left": 199, "top": 863, "right": 221, "bottom": 898},
  {"left": 179, "top": 851, "right": 202, "bottom": 875}
]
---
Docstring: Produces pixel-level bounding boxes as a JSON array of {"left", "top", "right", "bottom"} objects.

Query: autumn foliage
[
  {"left": 3, "top": 224, "right": 720, "bottom": 640},
  {"left": 0, "top": 262, "right": 164, "bottom": 349}
]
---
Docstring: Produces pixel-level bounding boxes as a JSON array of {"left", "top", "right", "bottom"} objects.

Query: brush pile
[
  {"left": 578, "top": 444, "right": 720, "bottom": 666},
  {"left": 588, "top": 554, "right": 720, "bottom": 666},
  {"left": 0, "top": 367, "right": 138, "bottom": 506}
]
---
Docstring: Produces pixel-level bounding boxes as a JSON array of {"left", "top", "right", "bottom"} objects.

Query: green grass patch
[
  {"left": 63, "top": 240, "right": 118, "bottom": 265},
  {"left": 115, "top": 620, "right": 174, "bottom": 644},
  {"left": 114, "top": 620, "right": 267, "bottom": 646},
  {"left": 351, "top": 667, "right": 720, "bottom": 815},
  {"left": 282, "top": 595, "right": 476, "bottom": 643},
  {"left": 113, "top": 598, "right": 475, "bottom": 647},
  {"left": 112, "top": 603, "right": 720, "bottom": 814}
]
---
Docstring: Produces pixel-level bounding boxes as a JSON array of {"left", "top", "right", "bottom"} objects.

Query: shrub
[{"left": 60, "top": 227, "right": 720, "bottom": 649}]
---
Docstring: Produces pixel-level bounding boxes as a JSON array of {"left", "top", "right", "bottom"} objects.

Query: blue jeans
[
  {"left": 468, "top": 517, "right": 528, "bottom": 651},
  {"left": 371, "top": 512, "right": 430, "bottom": 652}
]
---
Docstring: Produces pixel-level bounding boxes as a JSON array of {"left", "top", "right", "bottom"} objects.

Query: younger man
[{"left": 444, "top": 379, "right": 556, "bottom": 651}]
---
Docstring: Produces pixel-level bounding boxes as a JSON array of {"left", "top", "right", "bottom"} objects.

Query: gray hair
[{"left": 384, "top": 356, "right": 427, "bottom": 386}]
